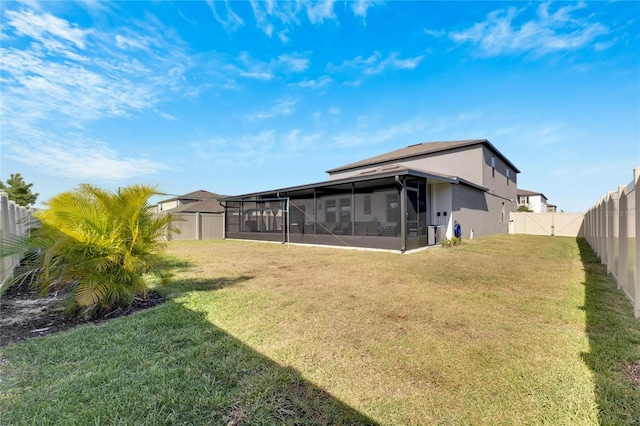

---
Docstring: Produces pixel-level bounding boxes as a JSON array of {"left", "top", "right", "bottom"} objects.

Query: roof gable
[{"left": 159, "top": 189, "right": 223, "bottom": 203}]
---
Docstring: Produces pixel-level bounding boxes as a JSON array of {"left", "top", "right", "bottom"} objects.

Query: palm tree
[
  {"left": 14, "top": 184, "right": 174, "bottom": 317},
  {"left": 517, "top": 204, "right": 534, "bottom": 213}
]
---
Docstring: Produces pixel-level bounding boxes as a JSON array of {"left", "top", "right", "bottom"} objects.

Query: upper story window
[
  {"left": 491, "top": 156, "right": 496, "bottom": 178},
  {"left": 506, "top": 168, "right": 510, "bottom": 185}
]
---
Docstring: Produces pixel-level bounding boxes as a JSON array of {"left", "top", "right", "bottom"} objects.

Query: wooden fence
[
  {"left": 584, "top": 168, "right": 639, "bottom": 318},
  {"left": 0, "top": 192, "right": 33, "bottom": 287}
]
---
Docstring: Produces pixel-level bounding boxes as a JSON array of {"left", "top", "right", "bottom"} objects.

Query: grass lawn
[{"left": 1, "top": 235, "right": 639, "bottom": 425}]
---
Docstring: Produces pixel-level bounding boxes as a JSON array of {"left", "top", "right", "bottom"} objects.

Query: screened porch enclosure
[{"left": 222, "top": 174, "right": 450, "bottom": 251}]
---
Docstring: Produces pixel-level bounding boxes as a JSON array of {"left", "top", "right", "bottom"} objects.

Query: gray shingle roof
[
  {"left": 517, "top": 189, "right": 547, "bottom": 199},
  {"left": 159, "top": 190, "right": 223, "bottom": 203},
  {"left": 169, "top": 199, "right": 225, "bottom": 213}
]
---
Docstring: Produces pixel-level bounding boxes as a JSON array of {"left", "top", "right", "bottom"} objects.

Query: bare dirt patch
[
  {"left": 0, "top": 281, "right": 164, "bottom": 347},
  {"left": 622, "top": 360, "right": 640, "bottom": 388}
]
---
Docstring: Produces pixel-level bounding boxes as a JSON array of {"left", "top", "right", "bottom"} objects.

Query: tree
[
  {"left": 0, "top": 173, "right": 39, "bottom": 207},
  {"left": 517, "top": 204, "right": 533, "bottom": 213},
  {"left": 14, "top": 184, "right": 175, "bottom": 317}
]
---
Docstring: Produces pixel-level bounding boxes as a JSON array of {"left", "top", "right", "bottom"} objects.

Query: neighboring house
[
  {"left": 156, "top": 190, "right": 224, "bottom": 213},
  {"left": 517, "top": 189, "right": 548, "bottom": 213},
  {"left": 219, "top": 139, "right": 520, "bottom": 252},
  {"left": 547, "top": 204, "right": 557, "bottom": 213},
  {"left": 155, "top": 190, "right": 227, "bottom": 241}
]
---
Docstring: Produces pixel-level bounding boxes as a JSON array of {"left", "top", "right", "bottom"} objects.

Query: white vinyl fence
[
  {"left": 0, "top": 192, "right": 33, "bottom": 287},
  {"left": 509, "top": 212, "right": 585, "bottom": 237},
  {"left": 584, "top": 168, "right": 639, "bottom": 318}
]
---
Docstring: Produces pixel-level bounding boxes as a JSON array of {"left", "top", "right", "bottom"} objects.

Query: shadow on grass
[
  {"left": 1, "top": 300, "right": 377, "bottom": 425},
  {"left": 576, "top": 237, "right": 640, "bottom": 424}
]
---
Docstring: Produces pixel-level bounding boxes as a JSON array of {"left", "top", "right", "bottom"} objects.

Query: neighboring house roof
[
  {"left": 169, "top": 199, "right": 225, "bottom": 213},
  {"left": 517, "top": 189, "right": 548, "bottom": 200},
  {"left": 326, "top": 139, "right": 521, "bottom": 174},
  {"left": 159, "top": 190, "right": 222, "bottom": 203}
]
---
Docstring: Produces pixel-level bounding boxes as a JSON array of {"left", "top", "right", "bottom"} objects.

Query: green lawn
[{"left": 1, "top": 235, "right": 639, "bottom": 425}]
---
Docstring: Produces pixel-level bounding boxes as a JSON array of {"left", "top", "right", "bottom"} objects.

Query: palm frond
[{"left": 17, "top": 183, "right": 176, "bottom": 315}]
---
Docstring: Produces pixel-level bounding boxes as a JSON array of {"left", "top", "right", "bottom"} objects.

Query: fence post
[
  {"left": 196, "top": 212, "right": 202, "bottom": 240},
  {"left": 634, "top": 168, "right": 640, "bottom": 318},
  {"left": 0, "top": 193, "right": 10, "bottom": 285}
]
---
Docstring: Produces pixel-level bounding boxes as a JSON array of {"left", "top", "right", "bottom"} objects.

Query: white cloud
[
  {"left": 306, "top": 0, "right": 336, "bottom": 24},
  {"left": 449, "top": 2, "right": 609, "bottom": 56},
  {"left": 351, "top": 0, "right": 382, "bottom": 20},
  {"left": 206, "top": 0, "right": 244, "bottom": 31},
  {"left": 248, "top": 0, "right": 383, "bottom": 38},
  {"left": 157, "top": 111, "right": 178, "bottom": 121},
  {"left": 191, "top": 128, "right": 321, "bottom": 165},
  {"left": 277, "top": 54, "right": 310, "bottom": 72},
  {"left": 231, "top": 51, "right": 309, "bottom": 80},
  {"left": 5, "top": 9, "right": 92, "bottom": 49},
  {"left": 424, "top": 28, "right": 445, "bottom": 38},
  {"left": 330, "top": 51, "right": 424, "bottom": 78},
  {"left": 332, "top": 117, "right": 430, "bottom": 147},
  {"left": 3, "top": 133, "right": 168, "bottom": 180},
  {"left": 1, "top": 8, "right": 194, "bottom": 124},
  {"left": 247, "top": 99, "right": 297, "bottom": 120},
  {"left": 294, "top": 76, "right": 332, "bottom": 88},
  {"left": 0, "top": 6, "right": 194, "bottom": 182}
]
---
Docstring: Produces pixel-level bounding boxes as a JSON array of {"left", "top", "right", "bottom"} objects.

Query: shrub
[
  {"left": 12, "top": 184, "right": 175, "bottom": 317},
  {"left": 440, "top": 236, "right": 461, "bottom": 248}
]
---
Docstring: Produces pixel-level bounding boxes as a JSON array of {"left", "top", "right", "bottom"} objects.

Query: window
[
  {"left": 386, "top": 194, "right": 399, "bottom": 222},
  {"left": 325, "top": 199, "right": 336, "bottom": 223},
  {"left": 363, "top": 195, "right": 371, "bottom": 214},
  {"left": 339, "top": 198, "right": 351, "bottom": 224},
  {"left": 506, "top": 168, "right": 510, "bottom": 185},
  {"left": 491, "top": 155, "right": 496, "bottom": 178}
]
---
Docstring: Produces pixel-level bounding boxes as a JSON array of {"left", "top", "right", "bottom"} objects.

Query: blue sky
[{"left": 1, "top": 1, "right": 638, "bottom": 212}]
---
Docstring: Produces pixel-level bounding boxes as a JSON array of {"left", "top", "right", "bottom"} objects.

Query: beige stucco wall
[
  {"left": 451, "top": 184, "right": 514, "bottom": 239},
  {"left": 481, "top": 145, "right": 517, "bottom": 204},
  {"left": 329, "top": 145, "right": 484, "bottom": 185}
]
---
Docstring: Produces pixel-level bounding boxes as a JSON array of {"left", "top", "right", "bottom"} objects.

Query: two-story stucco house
[
  {"left": 516, "top": 189, "right": 548, "bottom": 213},
  {"left": 220, "top": 139, "right": 520, "bottom": 252}
]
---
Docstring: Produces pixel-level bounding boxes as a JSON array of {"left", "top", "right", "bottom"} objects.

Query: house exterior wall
[
  {"left": 529, "top": 195, "right": 548, "bottom": 213},
  {"left": 517, "top": 194, "right": 548, "bottom": 213},
  {"left": 430, "top": 183, "right": 452, "bottom": 237},
  {"left": 329, "top": 145, "right": 483, "bottom": 185},
  {"left": 481, "top": 145, "right": 517, "bottom": 202},
  {"left": 451, "top": 184, "right": 513, "bottom": 239},
  {"left": 223, "top": 141, "right": 519, "bottom": 251},
  {"left": 158, "top": 200, "right": 181, "bottom": 212}
]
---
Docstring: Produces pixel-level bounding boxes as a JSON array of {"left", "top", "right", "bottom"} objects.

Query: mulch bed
[{"left": 0, "top": 281, "right": 164, "bottom": 347}]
